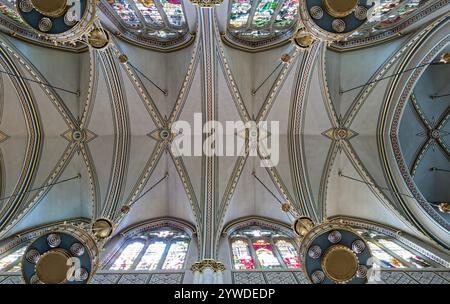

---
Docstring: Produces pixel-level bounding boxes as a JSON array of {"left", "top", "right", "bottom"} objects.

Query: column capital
[{"left": 191, "top": 259, "right": 226, "bottom": 273}]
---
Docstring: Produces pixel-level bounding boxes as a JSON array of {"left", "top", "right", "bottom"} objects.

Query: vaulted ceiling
[
  {"left": 0, "top": 0, "right": 448, "bottom": 259},
  {"left": 399, "top": 45, "right": 450, "bottom": 223}
]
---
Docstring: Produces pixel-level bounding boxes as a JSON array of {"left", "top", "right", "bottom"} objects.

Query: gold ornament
[
  {"left": 91, "top": 218, "right": 114, "bottom": 240},
  {"left": 121, "top": 205, "right": 131, "bottom": 214},
  {"left": 293, "top": 216, "right": 315, "bottom": 237},
  {"left": 440, "top": 53, "right": 450, "bottom": 64},
  {"left": 292, "top": 28, "right": 315, "bottom": 49},
  {"left": 88, "top": 28, "right": 110, "bottom": 50},
  {"left": 119, "top": 54, "right": 129, "bottom": 64},
  {"left": 281, "top": 54, "right": 291, "bottom": 63},
  {"left": 438, "top": 202, "right": 450, "bottom": 213},
  {"left": 333, "top": 128, "right": 349, "bottom": 140},
  {"left": 140, "top": 0, "right": 155, "bottom": 7},
  {"left": 281, "top": 202, "right": 291, "bottom": 212}
]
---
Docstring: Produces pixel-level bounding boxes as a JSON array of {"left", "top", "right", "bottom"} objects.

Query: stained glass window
[
  {"left": 0, "top": 246, "right": 26, "bottom": 272},
  {"left": 230, "top": 225, "right": 299, "bottom": 270},
  {"left": 231, "top": 239, "right": 255, "bottom": 270},
  {"left": 162, "top": 240, "right": 189, "bottom": 270},
  {"left": 110, "top": 241, "right": 145, "bottom": 270},
  {"left": 227, "top": 0, "right": 298, "bottom": 42},
  {"left": 106, "top": 0, "right": 188, "bottom": 41},
  {"left": 252, "top": 0, "right": 278, "bottom": 28},
  {"left": 355, "top": 227, "right": 440, "bottom": 268},
  {"left": 367, "top": 241, "right": 406, "bottom": 268},
  {"left": 229, "top": 0, "right": 254, "bottom": 28},
  {"left": 133, "top": 0, "right": 163, "bottom": 26},
  {"left": 108, "top": 0, "right": 143, "bottom": 27},
  {"left": 135, "top": 241, "right": 166, "bottom": 270},
  {"left": 368, "top": 0, "right": 424, "bottom": 24},
  {"left": 349, "top": 0, "right": 429, "bottom": 39},
  {"left": 106, "top": 226, "right": 190, "bottom": 271},
  {"left": 253, "top": 239, "right": 282, "bottom": 269},
  {"left": 0, "top": 0, "right": 24, "bottom": 25},
  {"left": 377, "top": 239, "right": 432, "bottom": 268},
  {"left": 273, "top": 0, "right": 297, "bottom": 28},
  {"left": 160, "top": 0, "right": 185, "bottom": 27},
  {"left": 275, "top": 239, "right": 300, "bottom": 268}
]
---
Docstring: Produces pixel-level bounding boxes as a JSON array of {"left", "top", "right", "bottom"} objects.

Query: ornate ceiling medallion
[
  {"left": 16, "top": 0, "right": 97, "bottom": 44},
  {"left": 298, "top": 221, "right": 373, "bottom": 284},
  {"left": 323, "top": 127, "right": 357, "bottom": 141},
  {"left": 148, "top": 128, "right": 176, "bottom": 142},
  {"left": 21, "top": 224, "right": 100, "bottom": 284},
  {"left": 298, "top": 0, "right": 374, "bottom": 42}
]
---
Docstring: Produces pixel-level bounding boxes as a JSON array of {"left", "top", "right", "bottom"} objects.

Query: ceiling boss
[
  {"left": 286, "top": 211, "right": 373, "bottom": 284},
  {"left": 292, "top": 0, "right": 375, "bottom": 49},
  {"left": 21, "top": 224, "right": 101, "bottom": 284},
  {"left": 293, "top": 218, "right": 374, "bottom": 284},
  {"left": 21, "top": 218, "right": 116, "bottom": 284},
  {"left": 16, "top": 0, "right": 100, "bottom": 45}
]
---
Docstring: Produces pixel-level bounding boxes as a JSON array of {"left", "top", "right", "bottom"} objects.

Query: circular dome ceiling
[{"left": 398, "top": 45, "right": 450, "bottom": 225}]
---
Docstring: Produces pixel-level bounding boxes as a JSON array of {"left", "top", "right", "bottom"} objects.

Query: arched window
[
  {"left": 227, "top": 0, "right": 298, "bottom": 41},
  {"left": 355, "top": 228, "right": 439, "bottom": 268},
  {"left": 230, "top": 225, "right": 300, "bottom": 270},
  {"left": 106, "top": 0, "right": 187, "bottom": 40},
  {"left": 348, "top": 0, "right": 430, "bottom": 39},
  {"left": 0, "top": 245, "right": 27, "bottom": 273},
  {"left": 105, "top": 227, "right": 190, "bottom": 271}
]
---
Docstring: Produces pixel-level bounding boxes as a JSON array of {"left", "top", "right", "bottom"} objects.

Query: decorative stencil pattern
[
  {"left": 0, "top": 270, "right": 448, "bottom": 284},
  {"left": 264, "top": 271, "right": 297, "bottom": 284},
  {"left": 233, "top": 271, "right": 266, "bottom": 284},
  {"left": 90, "top": 274, "right": 121, "bottom": 284},
  {"left": 148, "top": 273, "right": 184, "bottom": 284},
  {"left": 0, "top": 275, "right": 24, "bottom": 284},
  {"left": 232, "top": 270, "right": 450, "bottom": 284},
  {"left": 117, "top": 273, "right": 150, "bottom": 284}
]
